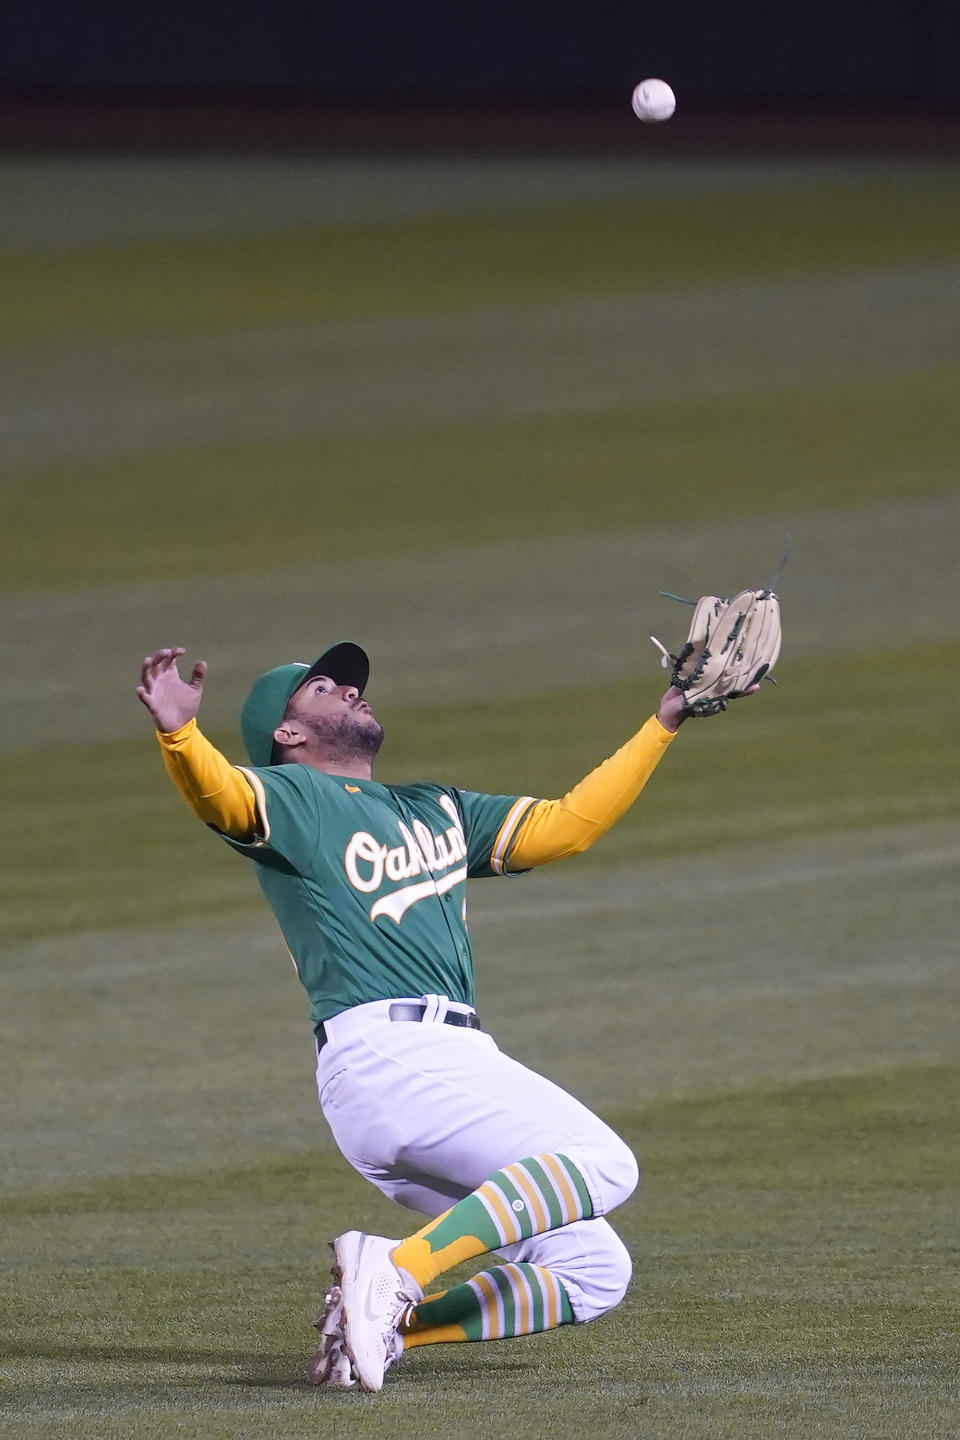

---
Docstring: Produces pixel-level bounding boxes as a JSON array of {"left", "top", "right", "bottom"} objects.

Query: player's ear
[{"left": 273, "top": 720, "right": 307, "bottom": 750}]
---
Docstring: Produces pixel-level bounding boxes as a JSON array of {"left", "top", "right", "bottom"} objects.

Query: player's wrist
[
  {"left": 155, "top": 715, "right": 197, "bottom": 743},
  {"left": 655, "top": 687, "right": 688, "bottom": 733}
]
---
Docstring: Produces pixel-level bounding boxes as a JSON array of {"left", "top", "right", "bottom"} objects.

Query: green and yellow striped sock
[
  {"left": 391, "top": 1153, "right": 593, "bottom": 1289},
  {"left": 401, "top": 1263, "right": 575, "bottom": 1348}
]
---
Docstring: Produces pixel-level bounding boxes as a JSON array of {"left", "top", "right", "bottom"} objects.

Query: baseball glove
[{"left": 651, "top": 588, "right": 782, "bottom": 716}]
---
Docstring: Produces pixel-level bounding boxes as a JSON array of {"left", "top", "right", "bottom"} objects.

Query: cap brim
[{"left": 299, "top": 642, "right": 369, "bottom": 697}]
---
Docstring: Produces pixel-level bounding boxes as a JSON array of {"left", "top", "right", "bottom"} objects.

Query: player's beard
[{"left": 302, "top": 709, "right": 384, "bottom": 766}]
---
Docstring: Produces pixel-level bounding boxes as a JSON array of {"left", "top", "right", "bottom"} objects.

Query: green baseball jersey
[{"left": 223, "top": 764, "right": 535, "bottom": 1031}]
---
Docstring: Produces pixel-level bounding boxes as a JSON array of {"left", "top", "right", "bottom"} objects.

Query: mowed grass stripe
[
  {"left": 2, "top": 491, "right": 957, "bottom": 755},
  {"left": 3, "top": 1060, "right": 952, "bottom": 1234},
  {"left": 3, "top": 365, "right": 959, "bottom": 594},
  {"left": 0, "top": 642, "right": 956, "bottom": 943},
  {"left": 0, "top": 633, "right": 955, "bottom": 927},
  {"left": 4, "top": 263, "right": 959, "bottom": 470},
  {"left": 0, "top": 155, "right": 934, "bottom": 253},
  {"left": 2, "top": 1066, "right": 957, "bottom": 1439},
  {"left": 3, "top": 173, "right": 960, "bottom": 345}
]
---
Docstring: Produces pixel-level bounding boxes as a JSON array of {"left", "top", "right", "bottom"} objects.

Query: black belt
[{"left": 316, "top": 1002, "right": 481, "bottom": 1051}]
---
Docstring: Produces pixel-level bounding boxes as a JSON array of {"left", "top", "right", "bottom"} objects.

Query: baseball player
[{"left": 137, "top": 640, "right": 713, "bottom": 1391}]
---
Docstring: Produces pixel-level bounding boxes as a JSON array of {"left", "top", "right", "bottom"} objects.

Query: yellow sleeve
[
  {"left": 508, "top": 714, "right": 676, "bottom": 869},
  {"left": 155, "top": 718, "right": 258, "bottom": 840}
]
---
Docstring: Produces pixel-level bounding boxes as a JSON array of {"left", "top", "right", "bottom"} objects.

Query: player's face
[
  {"left": 293, "top": 675, "right": 373, "bottom": 716},
  {"left": 286, "top": 675, "right": 384, "bottom": 760}
]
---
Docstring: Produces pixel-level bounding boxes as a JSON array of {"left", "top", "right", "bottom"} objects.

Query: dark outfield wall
[{"left": 4, "top": 0, "right": 960, "bottom": 100}]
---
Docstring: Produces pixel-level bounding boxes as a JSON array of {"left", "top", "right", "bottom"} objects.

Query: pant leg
[
  {"left": 496, "top": 1218, "right": 633, "bottom": 1323},
  {"left": 315, "top": 1019, "right": 638, "bottom": 1321},
  {"left": 317, "top": 1020, "right": 638, "bottom": 1217}
]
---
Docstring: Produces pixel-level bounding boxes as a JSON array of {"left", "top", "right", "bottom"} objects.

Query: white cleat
[
  {"left": 306, "top": 1284, "right": 357, "bottom": 1387},
  {"left": 332, "top": 1230, "right": 422, "bottom": 1392}
]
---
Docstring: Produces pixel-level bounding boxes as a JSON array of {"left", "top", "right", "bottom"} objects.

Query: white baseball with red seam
[{"left": 631, "top": 78, "right": 676, "bottom": 122}]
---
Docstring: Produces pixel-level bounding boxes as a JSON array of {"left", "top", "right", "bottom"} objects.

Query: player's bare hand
[
  {"left": 137, "top": 647, "right": 207, "bottom": 733},
  {"left": 656, "top": 686, "right": 689, "bottom": 732}
]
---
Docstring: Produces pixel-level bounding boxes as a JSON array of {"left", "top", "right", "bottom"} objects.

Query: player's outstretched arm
[
  {"left": 510, "top": 679, "right": 761, "bottom": 869},
  {"left": 508, "top": 685, "right": 689, "bottom": 870},
  {"left": 137, "top": 647, "right": 258, "bottom": 840},
  {"left": 137, "top": 647, "right": 207, "bottom": 732}
]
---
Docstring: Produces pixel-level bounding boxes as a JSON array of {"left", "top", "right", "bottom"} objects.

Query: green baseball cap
[{"left": 240, "top": 641, "right": 370, "bottom": 767}]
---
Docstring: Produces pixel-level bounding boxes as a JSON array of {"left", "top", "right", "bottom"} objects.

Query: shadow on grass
[
  {"left": 0, "top": 1339, "right": 313, "bottom": 1396},
  {"left": 226, "top": 1354, "right": 543, "bottom": 1389},
  {"left": 1, "top": 1338, "right": 539, "bottom": 1388},
  {"left": 2, "top": 1341, "right": 542, "bottom": 1416}
]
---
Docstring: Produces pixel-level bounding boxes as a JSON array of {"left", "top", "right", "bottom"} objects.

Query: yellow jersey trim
[
  {"left": 490, "top": 796, "right": 538, "bottom": 875},
  {"left": 235, "top": 765, "right": 270, "bottom": 846}
]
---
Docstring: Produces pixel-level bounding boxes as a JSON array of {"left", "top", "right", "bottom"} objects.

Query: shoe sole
[{"left": 306, "top": 1284, "right": 356, "bottom": 1388}]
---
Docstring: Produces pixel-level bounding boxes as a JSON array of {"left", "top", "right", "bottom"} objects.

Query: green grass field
[{"left": 1, "top": 150, "right": 959, "bottom": 1439}]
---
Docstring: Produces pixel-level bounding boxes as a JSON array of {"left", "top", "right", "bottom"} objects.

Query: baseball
[{"left": 631, "top": 78, "right": 676, "bottom": 123}]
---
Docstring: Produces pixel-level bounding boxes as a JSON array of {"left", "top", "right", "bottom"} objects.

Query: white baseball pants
[{"left": 315, "top": 996, "right": 638, "bottom": 1322}]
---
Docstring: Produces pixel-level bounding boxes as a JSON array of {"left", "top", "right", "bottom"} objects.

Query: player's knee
[
  {"left": 593, "top": 1226, "right": 634, "bottom": 1315},
  {"left": 563, "top": 1131, "right": 639, "bottom": 1213},
  {"left": 606, "top": 1137, "right": 640, "bottom": 1208},
  {"left": 591, "top": 1133, "right": 640, "bottom": 1212},
  {"left": 566, "top": 1225, "right": 634, "bottom": 1322}
]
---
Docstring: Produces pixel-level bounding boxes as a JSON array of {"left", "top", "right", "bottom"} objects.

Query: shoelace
[{"left": 383, "top": 1289, "right": 419, "bottom": 1343}]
